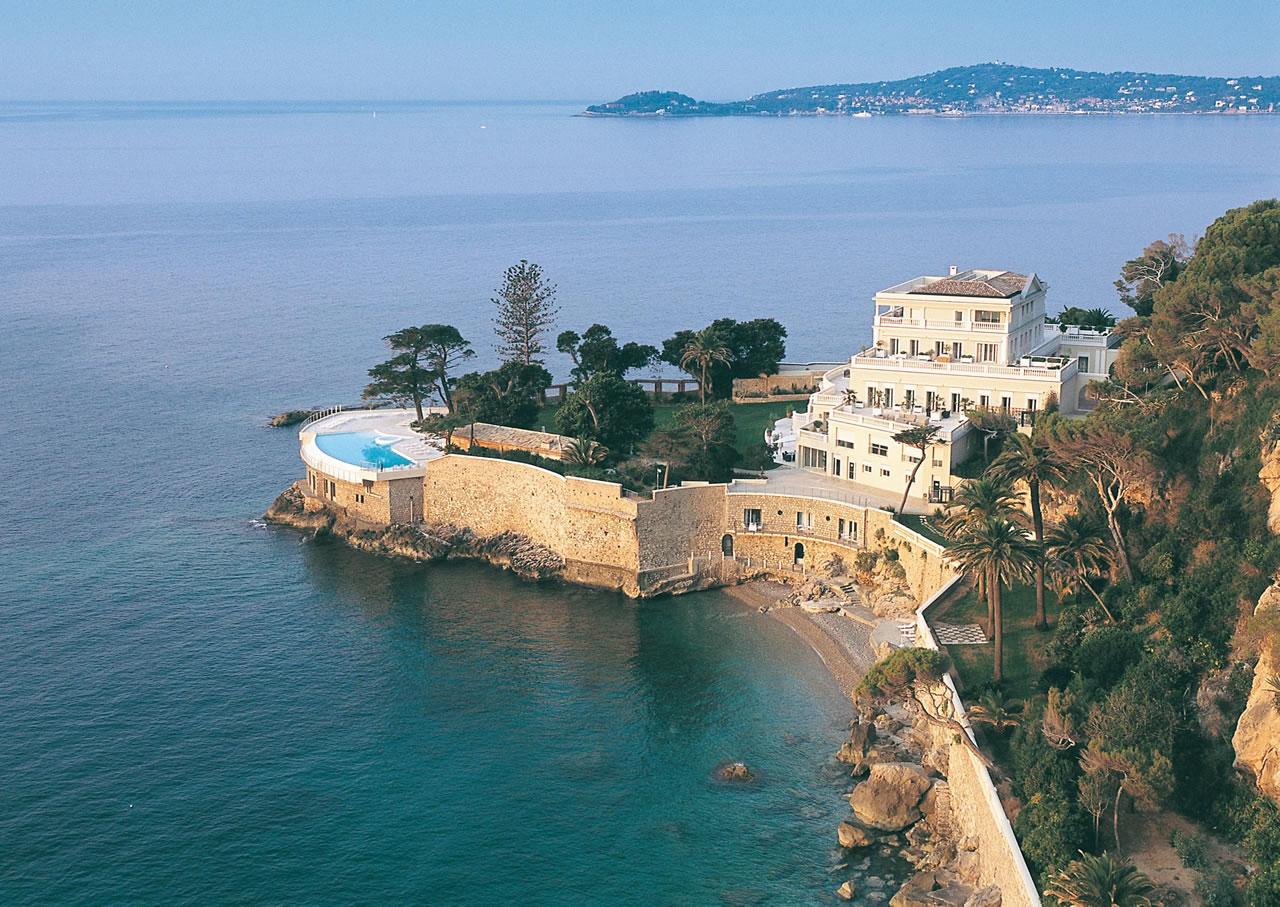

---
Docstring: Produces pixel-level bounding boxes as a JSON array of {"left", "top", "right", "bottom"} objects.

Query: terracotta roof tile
[{"left": 909, "top": 271, "right": 1028, "bottom": 298}]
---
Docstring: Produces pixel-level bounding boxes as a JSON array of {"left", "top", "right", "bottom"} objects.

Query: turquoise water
[
  {"left": 2, "top": 101, "right": 1277, "bottom": 903},
  {"left": 314, "top": 430, "right": 415, "bottom": 469}
]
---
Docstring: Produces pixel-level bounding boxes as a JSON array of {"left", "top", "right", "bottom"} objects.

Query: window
[
  {"left": 978, "top": 343, "right": 999, "bottom": 363},
  {"left": 908, "top": 339, "right": 919, "bottom": 356},
  {"left": 954, "top": 310, "right": 964, "bottom": 323},
  {"left": 863, "top": 464, "right": 873, "bottom": 473},
  {"left": 1078, "top": 355, "right": 1089, "bottom": 372},
  {"left": 950, "top": 393, "right": 961, "bottom": 412},
  {"left": 889, "top": 338, "right": 900, "bottom": 355},
  {"left": 907, "top": 454, "right": 922, "bottom": 464},
  {"left": 883, "top": 389, "right": 893, "bottom": 407},
  {"left": 1026, "top": 398, "right": 1038, "bottom": 412},
  {"left": 309, "top": 473, "right": 316, "bottom": 491},
  {"left": 833, "top": 459, "right": 841, "bottom": 477},
  {"left": 1001, "top": 396, "right": 1013, "bottom": 411},
  {"left": 979, "top": 395, "right": 990, "bottom": 407},
  {"left": 975, "top": 310, "right": 1002, "bottom": 324},
  {"left": 801, "top": 447, "right": 827, "bottom": 469},
  {"left": 880, "top": 468, "right": 891, "bottom": 477},
  {"left": 743, "top": 508, "right": 762, "bottom": 530},
  {"left": 353, "top": 493, "right": 365, "bottom": 504},
  {"left": 952, "top": 342, "right": 963, "bottom": 360},
  {"left": 838, "top": 518, "right": 858, "bottom": 541},
  {"left": 904, "top": 389, "right": 915, "bottom": 407},
  {"left": 933, "top": 458, "right": 944, "bottom": 467},
  {"left": 796, "top": 511, "right": 813, "bottom": 530},
  {"left": 837, "top": 439, "right": 855, "bottom": 450},
  {"left": 870, "top": 442, "right": 889, "bottom": 457}
]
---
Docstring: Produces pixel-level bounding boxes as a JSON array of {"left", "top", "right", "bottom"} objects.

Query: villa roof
[{"left": 909, "top": 270, "right": 1029, "bottom": 298}]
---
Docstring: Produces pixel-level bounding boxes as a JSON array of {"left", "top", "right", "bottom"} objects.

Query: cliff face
[
  {"left": 1233, "top": 634, "right": 1280, "bottom": 805},
  {"left": 1259, "top": 441, "right": 1280, "bottom": 534}
]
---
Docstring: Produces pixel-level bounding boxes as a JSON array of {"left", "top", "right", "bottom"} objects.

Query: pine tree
[{"left": 492, "top": 260, "right": 559, "bottom": 365}]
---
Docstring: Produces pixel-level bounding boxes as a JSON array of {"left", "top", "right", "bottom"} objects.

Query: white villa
[{"left": 771, "top": 268, "right": 1122, "bottom": 506}]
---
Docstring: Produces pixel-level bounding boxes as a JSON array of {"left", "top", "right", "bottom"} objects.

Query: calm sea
[{"left": 1, "top": 101, "right": 1277, "bottom": 904}]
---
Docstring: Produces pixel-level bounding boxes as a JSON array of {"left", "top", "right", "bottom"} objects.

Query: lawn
[
  {"left": 939, "top": 580, "right": 1060, "bottom": 701},
  {"left": 535, "top": 398, "right": 799, "bottom": 466},
  {"left": 894, "top": 512, "right": 949, "bottom": 545}
]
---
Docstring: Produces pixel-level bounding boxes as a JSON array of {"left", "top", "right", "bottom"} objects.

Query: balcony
[
  {"left": 874, "top": 314, "right": 1007, "bottom": 333},
  {"left": 853, "top": 349, "right": 1076, "bottom": 381}
]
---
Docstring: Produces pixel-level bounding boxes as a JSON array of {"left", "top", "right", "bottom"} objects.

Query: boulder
[
  {"left": 953, "top": 852, "right": 982, "bottom": 885},
  {"left": 964, "top": 886, "right": 1001, "bottom": 907},
  {"left": 836, "top": 721, "right": 877, "bottom": 774},
  {"left": 889, "top": 872, "right": 938, "bottom": 907},
  {"left": 1232, "top": 643, "right": 1280, "bottom": 805},
  {"left": 838, "top": 822, "right": 876, "bottom": 848},
  {"left": 837, "top": 881, "right": 857, "bottom": 901},
  {"left": 720, "top": 762, "right": 754, "bottom": 782},
  {"left": 848, "top": 763, "right": 933, "bottom": 832}
]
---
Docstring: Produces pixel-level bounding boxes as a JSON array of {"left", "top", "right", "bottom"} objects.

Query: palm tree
[
  {"left": 563, "top": 437, "right": 608, "bottom": 466},
  {"left": 1044, "top": 513, "right": 1117, "bottom": 624},
  {"left": 966, "top": 689, "right": 1024, "bottom": 733},
  {"left": 679, "top": 329, "right": 733, "bottom": 404},
  {"left": 937, "top": 475, "right": 1021, "bottom": 626},
  {"left": 842, "top": 388, "right": 860, "bottom": 410},
  {"left": 993, "top": 433, "right": 1068, "bottom": 630},
  {"left": 1043, "top": 851, "right": 1154, "bottom": 907},
  {"left": 946, "top": 518, "right": 1037, "bottom": 684}
]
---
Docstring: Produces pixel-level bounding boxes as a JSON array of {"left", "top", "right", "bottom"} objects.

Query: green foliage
[
  {"left": 556, "top": 324, "right": 657, "bottom": 381},
  {"left": 1043, "top": 851, "right": 1156, "bottom": 907},
  {"left": 1015, "top": 795, "right": 1092, "bottom": 880},
  {"left": 453, "top": 361, "right": 551, "bottom": 429},
  {"left": 1076, "top": 627, "right": 1144, "bottom": 687},
  {"left": 457, "top": 443, "right": 643, "bottom": 492},
  {"left": 554, "top": 373, "right": 654, "bottom": 459},
  {"left": 1169, "top": 827, "right": 1209, "bottom": 870},
  {"left": 856, "top": 648, "right": 949, "bottom": 699},
  {"left": 1194, "top": 868, "right": 1238, "bottom": 907},
  {"left": 661, "top": 317, "right": 787, "bottom": 399},
  {"left": 364, "top": 324, "right": 475, "bottom": 418},
  {"left": 491, "top": 260, "right": 558, "bottom": 365},
  {"left": 853, "top": 551, "right": 878, "bottom": 573},
  {"left": 645, "top": 401, "right": 742, "bottom": 483}
]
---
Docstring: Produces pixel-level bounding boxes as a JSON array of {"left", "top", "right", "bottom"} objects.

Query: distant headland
[{"left": 582, "top": 62, "right": 1279, "bottom": 117}]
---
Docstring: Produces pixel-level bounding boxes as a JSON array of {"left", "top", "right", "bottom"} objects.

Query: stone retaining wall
[{"left": 915, "top": 578, "right": 1041, "bottom": 906}]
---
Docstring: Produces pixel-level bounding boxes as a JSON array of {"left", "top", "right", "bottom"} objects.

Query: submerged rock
[
  {"left": 719, "top": 762, "right": 755, "bottom": 782},
  {"left": 269, "top": 409, "right": 313, "bottom": 427},
  {"left": 836, "top": 880, "right": 857, "bottom": 900}
]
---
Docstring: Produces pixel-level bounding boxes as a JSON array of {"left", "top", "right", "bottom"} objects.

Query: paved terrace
[{"left": 728, "top": 465, "right": 920, "bottom": 513}]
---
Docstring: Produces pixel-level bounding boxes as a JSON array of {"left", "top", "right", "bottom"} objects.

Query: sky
[{"left": 2, "top": 0, "right": 1277, "bottom": 101}]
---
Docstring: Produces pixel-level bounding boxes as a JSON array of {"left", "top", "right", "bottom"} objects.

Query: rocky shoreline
[
  {"left": 732, "top": 581, "right": 1000, "bottom": 906},
  {"left": 265, "top": 482, "right": 567, "bottom": 581}
]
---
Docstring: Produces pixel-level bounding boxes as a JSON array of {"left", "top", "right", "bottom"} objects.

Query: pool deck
[{"left": 300, "top": 408, "right": 447, "bottom": 481}]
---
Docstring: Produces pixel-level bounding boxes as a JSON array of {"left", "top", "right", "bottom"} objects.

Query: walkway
[{"left": 728, "top": 465, "right": 920, "bottom": 513}]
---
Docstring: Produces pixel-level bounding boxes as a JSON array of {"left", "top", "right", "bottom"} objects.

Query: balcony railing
[
  {"left": 853, "top": 350, "right": 1075, "bottom": 380},
  {"left": 874, "top": 315, "right": 1007, "bottom": 332},
  {"left": 740, "top": 519, "right": 864, "bottom": 546}
]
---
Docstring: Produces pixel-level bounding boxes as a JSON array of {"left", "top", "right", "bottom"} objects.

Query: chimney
[{"left": 949, "top": 265, "right": 959, "bottom": 276}]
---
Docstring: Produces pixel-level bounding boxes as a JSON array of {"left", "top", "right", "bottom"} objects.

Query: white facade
[{"left": 779, "top": 268, "right": 1122, "bottom": 507}]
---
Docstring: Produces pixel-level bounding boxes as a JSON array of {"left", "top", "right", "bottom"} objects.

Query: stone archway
[
  {"left": 721, "top": 534, "right": 734, "bottom": 557},
  {"left": 793, "top": 542, "right": 805, "bottom": 564}
]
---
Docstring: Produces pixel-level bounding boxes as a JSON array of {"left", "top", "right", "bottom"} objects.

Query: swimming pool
[{"left": 313, "top": 431, "right": 415, "bottom": 469}]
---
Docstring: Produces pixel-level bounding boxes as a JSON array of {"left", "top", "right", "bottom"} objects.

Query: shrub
[
  {"left": 1170, "top": 827, "right": 1209, "bottom": 870},
  {"left": 1013, "top": 793, "right": 1091, "bottom": 879},
  {"left": 883, "top": 547, "right": 900, "bottom": 562},
  {"left": 854, "top": 551, "right": 878, "bottom": 573},
  {"left": 1076, "top": 627, "right": 1145, "bottom": 687},
  {"left": 857, "top": 647, "right": 949, "bottom": 699}
]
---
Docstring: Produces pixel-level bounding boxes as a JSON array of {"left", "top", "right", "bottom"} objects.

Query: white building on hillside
[{"left": 773, "top": 268, "right": 1122, "bottom": 507}]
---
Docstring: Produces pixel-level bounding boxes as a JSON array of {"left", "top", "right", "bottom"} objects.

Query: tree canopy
[
  {"left": 660, "top": 317, "right": 787, "bottom": 398},
  {"left": 363, "top": 324, "right": 474, "bottom": 419},
  {"left": 453, "top": 361, "right": 552, "bottom": 429},
  {"left": 556, "top": 324, "right": 657, "bottom": 381},
  {"left": 554, "top": 373, "right": 654, "bottom": 459},
  {"left": 492, "top": 260, "right": 559, "bottom": 365}
]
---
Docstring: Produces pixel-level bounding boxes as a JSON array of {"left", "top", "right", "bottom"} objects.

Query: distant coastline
[{"left": 582, "top": 62, "right": 1280, "bottom": 118}]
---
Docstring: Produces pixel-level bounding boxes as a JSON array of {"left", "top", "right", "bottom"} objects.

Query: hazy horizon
[{"left": 3, "top": 1, "right": 1276, "bottom": 102}]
